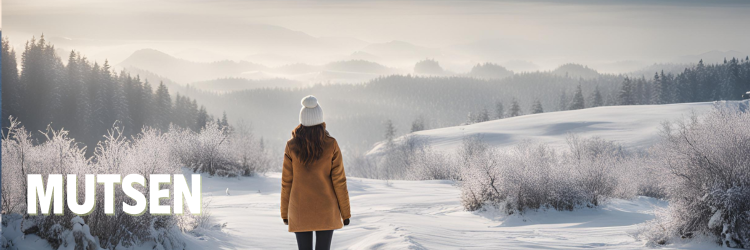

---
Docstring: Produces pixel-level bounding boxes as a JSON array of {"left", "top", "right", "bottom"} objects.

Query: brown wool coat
[{"left": 281, "top": 132, "right": 351, "bottom": 232}]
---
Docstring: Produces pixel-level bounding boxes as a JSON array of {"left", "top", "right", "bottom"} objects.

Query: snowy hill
[{"left": 368, "top": 101, "right": 748, "bottom": 156}]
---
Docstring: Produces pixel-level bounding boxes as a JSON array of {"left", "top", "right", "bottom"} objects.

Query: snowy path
[{"left": 183, "top": 171, "right": 718, "bottom": 250}]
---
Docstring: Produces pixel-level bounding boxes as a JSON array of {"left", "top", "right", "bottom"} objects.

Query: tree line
[
  {"left": 1, "top": 36, "right": 225, "bottom": 155},
  {"left": 462, "top": 58, "right": 749, "bottom": 125},
  {"left": 617, "top": 58, "right": 750, "bottom": 105}
]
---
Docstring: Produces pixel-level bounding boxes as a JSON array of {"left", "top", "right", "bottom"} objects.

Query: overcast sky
[{"left": 4, "top": 0, "right": 750, "bottom": 71}]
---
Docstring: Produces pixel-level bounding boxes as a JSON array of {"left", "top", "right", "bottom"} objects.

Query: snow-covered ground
[
  {"left": 8, "top": 101, "right": 747, "bottom": 249},
  {"left": 369, "top": 101, "right": 748, "bottom": 155},
  {"left": 184, "top": 170, "right": 720, "bottom": 249},
  {"left": 0, "top": 170, "right": 725, "bottom": 250}
]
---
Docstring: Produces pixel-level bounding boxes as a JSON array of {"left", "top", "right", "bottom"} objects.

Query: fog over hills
[
  {"left": 189, "top": 78, "right": 307, "bottom": 93},
  {"left": 360, "top": 41, "right": 443, "bottom": 67},
  {"left": 118, "top": 49, "right": 407, "bottom": 86},
  {"left": 116, "top": 46, "right": 748, "bottom": 97},
  {"left": 119, "top": 49, "right": 268, "bottom": 83}
]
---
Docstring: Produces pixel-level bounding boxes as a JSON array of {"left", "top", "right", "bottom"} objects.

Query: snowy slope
[
  {"left": 182, "top": 170, "right": 721, "bottom": 250},
  {"left": 368, "top": 101, "right": 748, "bottom": 155}
]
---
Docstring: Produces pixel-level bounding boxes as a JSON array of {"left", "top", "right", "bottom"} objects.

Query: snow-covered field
[
  {"left": 369, "top": 101, "right": 746, "bottom": 155},
  {"left": 184, "top": 170, "right": 720, "bottom": 249},
  {"left": 180, "top": 101, "right": 737, "bottom": 250}
]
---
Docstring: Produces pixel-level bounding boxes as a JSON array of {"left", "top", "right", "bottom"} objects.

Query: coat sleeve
[
  {"left": 280, "top": 144, "right": 293, "bottom": 220},
  {"left": 331, "top": 140, "right": 351, "bottom": 220}
]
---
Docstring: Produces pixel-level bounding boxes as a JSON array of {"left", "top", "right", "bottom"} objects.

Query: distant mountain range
[
  {"left": 118, "top": 46, "right": 746, "bottom": 93},
  {"left": 119, "top": 49, "right": 268, "bottom": 83},
  {"left": 118, "top": 49, "right": 405, "bottom": 88}
]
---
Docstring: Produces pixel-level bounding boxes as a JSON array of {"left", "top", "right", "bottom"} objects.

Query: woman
[{"left": 281, "top": 95, "right": 351, "bottom": 250}]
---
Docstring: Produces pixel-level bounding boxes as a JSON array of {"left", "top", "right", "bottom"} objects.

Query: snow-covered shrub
[
  {"left": 90, "top": 126, "right": 183, "bottom": 249},
  {"left": 627, "top": 152, "right": 668, "bottom": 199},
  {"left": 2, "top": 117, "right": 35, "bottom": 215},
  {"left": 170, "top": 122, "right": 270, "bottom": 177},
  {"left": 351, "top": 135, "right": 458, "bottom": 180},
  {"left": 460, "top": 139, "right": 586, "bottom": 213},
  {"left": 460, "top": 134, "right": 657, "bottom": 213},
  {"left": 458, "top": 137, "right": 503, "bottom": 211},
  {"left": 641, "top": 106, "right": 750, "bottom": 248},
  {"left": 229, "top": 122, "right": 271, "bottom": 177},
  {"left": 407, "top": 149, "right": 457, "bottom": 180},
  {"left": 1, "top": 119, "right": 207, "bottom": 250},
  {"left": 176, "top": 198, "right": 225, "bottom": 234},
  {"left": 346, "top": 152, "right": 379, "bottom": 179},
  {"left": 564, "top": 135, "right": 625, "bottom": 205},
  {"left": 376, "top": 135, "right": 427, "bottom": 179}
]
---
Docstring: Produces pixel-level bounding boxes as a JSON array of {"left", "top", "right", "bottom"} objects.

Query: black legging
[{"left": 294, "top": 230, "right": 334, "bottom": 250}]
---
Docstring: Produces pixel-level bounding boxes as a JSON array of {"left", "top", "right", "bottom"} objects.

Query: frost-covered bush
[
  {"left": 460, "top": 134, "right": 657, "bottom": 214},
  {"left": 1, "top": 121, "right": 186, "bottom": 249},
  {"left": 170, "top": 121, "right": 270, "bottom": 177},
  {"left": 564, "top": 135, "right": 628, "bottom": 205},
  {"left": 460, "top": 138, "right": 585, "bottom": 213},
  {"left": 1, "top": 118, "right": 247, "bottom": 250},
  {"left": 176, "top": 198, "right": 225, "bottom": 234},
  {"left": 640, "top": 107, "right": 750, "bottom": 248},
  {"left": 350, "top": 135, "right": 458, "bottom": 180}
]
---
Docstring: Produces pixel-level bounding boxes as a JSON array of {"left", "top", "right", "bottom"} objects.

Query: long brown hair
[{"left": 291, "top": 122, "right": 329, "bottom": 165}]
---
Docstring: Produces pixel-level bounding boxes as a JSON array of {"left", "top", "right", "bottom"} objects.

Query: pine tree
[
  {"left": 64, "top": 51, "right": 91, "bottom": 140},
  {"left": 477, "top": 108, "right": 490, "bottom": 122},
  {"left": 141, "top": 79, "right": 155, "bottom": 127},
  {"left": 558, "top": 90, "right": 568, "bottom": 111},
  {"left": 727, "top": 57, "right": 742, "bottom": 100},
  {"left": 124, "top": 74, "right": 145, "bottom": 132},
  {"left": 196, "top": 105, "right": 209, "bottom": 131},
  {"left": 591, "top": 86, "right": 603, "bottom": 107},
  {"left": 658, "top": 70, "right": 672, "bottom": 104},
  {"left": 568, "top": 84, "right": 585, "bottom": 110},
  {"left": 106, "top": 63, "right": 131, "bottom": 135},
  {"left": 494, "top": 101, "right": 504, "bottom": 119},
  {"left": 410, "top": 115, "right": 425, "bottom": 132},
  {"left": 618, "top": 77, "right": 635, "bottom": 105},
  {"left": 220, "top": 111, "right": 230, "bottom": 128},
  {"left": 531, "top": 99, "right": 544, "bottom": 114},
  {"left": 188, "top": 99, "right": 199, "bottom": 131},
  {"left": 634, "top": 79, "right": 645, "bottom": 104},
  {"left": 651, "top": 72, "right": 662, "bottom": 104},
  {"left": 509, "top": 98, "right": 522, "bottom": 117},
  {"left": 20, "top": 35, "right": 64, "bottom": 132},
  {"left": 384, "top": 119, "right": 396, "bottom": 146},
  {"left": 154, "top": 82, "right": 172, "bottom": 131},
  {"left": 2, "top": 37, "right": 21, "bottom": 128}
]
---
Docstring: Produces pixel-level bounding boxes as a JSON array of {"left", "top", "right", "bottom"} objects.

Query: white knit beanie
[{"left": 299, "top": 95, "right": 324, "bottom": 126}]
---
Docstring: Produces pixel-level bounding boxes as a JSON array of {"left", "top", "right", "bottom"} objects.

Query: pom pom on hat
[{"left": 301, "top": 95, "right": 318, "bottom": 108}]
